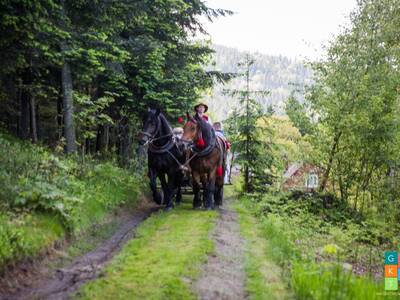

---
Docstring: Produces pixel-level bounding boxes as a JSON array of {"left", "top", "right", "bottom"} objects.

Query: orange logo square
[{"left": 385, "top": 265, "right": 398, "bottom": 278}]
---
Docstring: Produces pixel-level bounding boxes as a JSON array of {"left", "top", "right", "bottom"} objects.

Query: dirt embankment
[{"left": 1, "top": 198, "right": 159, "bottom": 300}]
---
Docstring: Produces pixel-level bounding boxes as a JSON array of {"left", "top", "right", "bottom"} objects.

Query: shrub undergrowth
[
  {"left": 240, "top": 189, "right": 396, "bottom": 299},
  {"left": 0, "top": 132, "right": 143, "bottom": 270}
]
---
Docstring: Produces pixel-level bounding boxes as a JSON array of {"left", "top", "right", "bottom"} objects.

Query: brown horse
[{"left": 181, "top": 115, "right": 227, "bottom": 209}]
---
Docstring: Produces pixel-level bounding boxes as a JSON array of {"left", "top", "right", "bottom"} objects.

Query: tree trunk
[
  {"left": 60, "top": 0, "right": 76, "bottom": 153},
  {"left": 96, "top": 124, "right": 110, "bottom": 153},
  {"left": 57, "top": 95, "right": 63, "bottom": 140},
  {"left": 61, "top": 60, "right": 77, "bottom": 153},
  {"left": 118, "top": 118, "right": 131, "bottom": 167},
  {"left": 18, "top": 88, "right": 30, "bottom": 140},
  {"left": 85, "top": 137, "right": 91, "bottom": 154},
  {"left": 244, "top": 165, "right": 249, "bottom": 192},
  {"left": 245, "top": 63, "right": 250, "bottom": 193},
  {"left": 319, "top": 131, "right": 342, "bottom": 192},
  {"left": 30, "top": 96, "right": 38, "bottom": 143}
]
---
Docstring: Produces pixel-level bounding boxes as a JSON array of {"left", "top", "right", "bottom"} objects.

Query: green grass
[
  {"left": 238, "top": 193, "right": 388, "bottom": 300},
  {"left": 75, "top": 202, "right": 217, "bottom": 300},
  {"left": 0, "top": 213, "right": 65, "bottom": 266},
  {"left": 233, "top": 196, "right": 293, "bottom": 300},
  {"left": 0, "top": 131, "right": 142, "bottom": 270},
  {"left": 291, "top": 262, "right": 383, "bottom": 300}
]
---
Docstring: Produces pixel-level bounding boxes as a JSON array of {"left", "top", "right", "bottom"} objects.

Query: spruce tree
[{"left": 225, "top": 54, "right": 275, "bottom": 192}]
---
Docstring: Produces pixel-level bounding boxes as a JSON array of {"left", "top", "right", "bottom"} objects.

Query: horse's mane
[
  {"left": 148, "top": 110, "right": 175, "bottom": 153},
  {"left": 158, "top": 113, "right": 173, "bottom": 136},
  {"left": 193, "top": 115, "right": 216, "bottom": 155}
]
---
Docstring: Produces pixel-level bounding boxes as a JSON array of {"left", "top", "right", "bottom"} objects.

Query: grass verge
[
  {"left": 0, "top": 131, "right": 142, "bottom": 271},
  {"left": 233, "top": 196, "right": 293, "bottom": 300},
  {"left": 239, "top": 193, "right": 390, "bottom": 300}
]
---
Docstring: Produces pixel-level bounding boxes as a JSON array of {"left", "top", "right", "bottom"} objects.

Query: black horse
[{"left": 138, "top": 109, "right": 185, "bottom": 210}]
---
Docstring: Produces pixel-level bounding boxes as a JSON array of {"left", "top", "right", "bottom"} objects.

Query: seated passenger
[
  {"left": 213, "top": 122, "right": 226, "bottom": 139},
  {"left": 194, "top": 102, "right": 212, "bottom": 125}
]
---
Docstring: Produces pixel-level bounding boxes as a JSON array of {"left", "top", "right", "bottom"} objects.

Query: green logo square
[{"left": 385, "top": 278, "right": 398, "bottom": 291}]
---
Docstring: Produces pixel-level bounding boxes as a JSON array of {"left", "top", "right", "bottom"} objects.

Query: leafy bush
[
  {"left": 240, "top": 191, "right": 391, "bottom": 299},
  {"left": 0, "top": 132, "right": 143, "bottom": 269}
]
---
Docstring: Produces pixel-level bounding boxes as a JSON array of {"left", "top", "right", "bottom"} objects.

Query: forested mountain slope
[{"left": 205, "top": 44, "right": 312, "bottom": 120}]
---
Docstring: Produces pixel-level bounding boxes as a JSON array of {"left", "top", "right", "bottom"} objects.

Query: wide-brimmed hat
[{"left": 194, "top": 102, "right": 208, "bottom": 113}]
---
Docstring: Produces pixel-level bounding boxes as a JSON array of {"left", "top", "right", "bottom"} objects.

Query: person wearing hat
[
  {"left": 194, "top": 102, "right": 212, "bottom": 125},
  {"left": 213, "top": 121, "right": 231, "bottom": 184}
]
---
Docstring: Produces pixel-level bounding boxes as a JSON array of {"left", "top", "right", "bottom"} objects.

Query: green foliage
[
  {"left": 225, "top": 54, "right": 277, "bottom": 192},
  {"left": 0, "top": 212, "right": 64, "bottom": 268},
  {"left": 0, "top": 0, "right": 231, "bottom": 159},
  {"left": 74, "top": 93, "right": 114, "bottom": 140},
  {"left": 292, "top": 262, "right": 381, "bottom": 300},
  {"left": 233, "top": 197, "right": 294, "bottom": 299},
  {"left": 262, "top": 116, "right": 313, "bottom": 179},
  {"left": 305, "top": 0, "right": 400, "bottom": 215},
  {"left": 240, "top": 192, "right": 387, "bottom": 300},
  {"left": 0, "top": 132, "right": 142, "bottom": 269},
  {"left": 285, "top": 93, "right": 314, "bottom": 136}
]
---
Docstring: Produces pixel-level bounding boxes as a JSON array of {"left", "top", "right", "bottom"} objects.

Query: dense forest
[
  {"left": 206, "top": 44, "right": 312, "bottom": 120},
  {"left": 0, "top": 0, "right": 231, "bottom": 277},
  {"left": 0, "top": 0, "right": 230, "bottom": 158}
]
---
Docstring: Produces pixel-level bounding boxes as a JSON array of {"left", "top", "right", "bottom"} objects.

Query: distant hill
[{"left": 204, "top": 44, "right": 313, "bottom": 121}]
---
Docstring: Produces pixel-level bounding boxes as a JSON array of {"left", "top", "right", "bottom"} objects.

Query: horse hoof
[
  {"left": 164, "top": 206, "right": 174, "bottom": 212},
  {"left": 205, "top": 207, "right": 213, "bottom": 211},
  {"left": 193, "top": 206, "right": 202, "bottom": 210},
  {"left": 154, "top": 195, "right": 163, "bottom": 205}
]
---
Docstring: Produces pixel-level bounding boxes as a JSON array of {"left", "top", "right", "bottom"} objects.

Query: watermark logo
[{"left": 384, "top": 251, "right": 399, "bottom": 291}]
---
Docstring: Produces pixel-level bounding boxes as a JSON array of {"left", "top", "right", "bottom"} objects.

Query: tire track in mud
[
  {"left": 193, "top": 198, "right": 247, "bottom": 300},
  {"left": 2, "top": 201, "right": 159, "bottom": 300}
]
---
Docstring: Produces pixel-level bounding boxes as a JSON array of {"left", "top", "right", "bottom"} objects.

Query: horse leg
[
  {"left": 204, "top": 173, "right": 216, "bottom": 210},
  {"left": 214, "top": 174, "right": 224, "bottom": 207},
  {"left": 158, "top": 173, "right": 168, "bottom": 206},
  {"left": 163, "top": 172, "right": 179, "bottom": 211},
  {"left": 149, "top": 168, "right": 162, "bottom": 205},
  {"left": 192, "top": 171, "right": 202, "bottom": 209},
  {"left": 175, "top": 173, "right": 183, "bottom": 205},
  {"left": 201, "top": 174, "right": 207, "bottom": 208},
  {"left": 214, "top": 185, "right": 224, "bottom": 208}
]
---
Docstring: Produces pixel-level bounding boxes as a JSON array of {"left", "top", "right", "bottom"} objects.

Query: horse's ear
[{"left": 155, "top": 108, "right": 160, "bottom": 116}]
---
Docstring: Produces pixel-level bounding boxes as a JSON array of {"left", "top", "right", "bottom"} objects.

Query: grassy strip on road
[
  {"left": 234, "top": 198, "right": 293, "bottom": 300},
  {"left": 76, "top": 202, "right": 217, "bottom": 300}
]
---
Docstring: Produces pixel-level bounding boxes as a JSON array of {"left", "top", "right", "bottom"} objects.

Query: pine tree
[{"left": 225, "top": 54, "right": 276, "bottom": 192}]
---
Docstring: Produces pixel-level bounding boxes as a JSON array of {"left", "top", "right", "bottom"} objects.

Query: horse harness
[{"left": 141, "top": 116, "right": 190, "bottom": 171}]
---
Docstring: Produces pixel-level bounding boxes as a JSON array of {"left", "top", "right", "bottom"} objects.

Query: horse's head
[
  {"left": 138, "top": 108, "right": 160, "bottom": 145},
  {"left": 180, "top": 114, "right": 200, "bottom": 150}
]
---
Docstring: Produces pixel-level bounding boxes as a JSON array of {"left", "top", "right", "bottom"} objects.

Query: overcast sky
[{"left": 201, "top": 0, "right": 358, "bottom": 60}]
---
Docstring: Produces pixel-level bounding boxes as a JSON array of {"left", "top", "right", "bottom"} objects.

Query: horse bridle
[
  {"left": 180, "top": 117, "right": 198, "bottom": 146},
  {"left": 141, "top": 115, "right": 178, "bottom": 155},
  {"left": 140, "top": 116, "right": 164, "bottom": 146}
]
